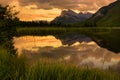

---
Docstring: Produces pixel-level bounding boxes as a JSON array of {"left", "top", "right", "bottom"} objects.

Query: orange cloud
[
  {"left": 1, "top": 0, "right": 116, "bottom": 21},
  {"left": 18, "top": 8, "right": 61, "bottom": 21},
  {"left": 9, "top": 0, "right": 61, "bottom": 21},
  {"left": 18, "top": 12, "right": 60, "bottom": 21},
  {"left": 17, "top": 0, "right": 116, "bottom": 11}
]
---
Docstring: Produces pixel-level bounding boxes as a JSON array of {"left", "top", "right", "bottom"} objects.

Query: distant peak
[
  {"left": 52, "top": 9, "right": 92, "bottom": 24},
  {"left": 79, "top": 12, "right": 83, "bottom": 14},
  {"left": 79, "top": 12, "right": 92, "bottom": 15},
  {"left": 61, "top": 9, "right": 77, "bottom": 16},
  {"left": 67, "top": 9, "right": 74, "bottom": 12}
]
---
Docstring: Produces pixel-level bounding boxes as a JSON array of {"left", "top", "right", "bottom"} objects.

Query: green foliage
[
  {"left": 0, "top": 49, "right": 120, "bottom": 80},
  {"left": 84, "top": 20, "right": 97, "bottom": 27},
  {"left": 88, "top": 1, "right": 120, "bottom": 27},
  {"left": 0, "top": 47, "right": 26, "bottom": 80},
  {"left": 97, "top": 1, "right": 120, "bottom": 27},
  {"left": 26, "top": 62, "right": 120, "bottom": 80},
  {"left": 0, "top": 4, "right": 19, "bottom": 55}
]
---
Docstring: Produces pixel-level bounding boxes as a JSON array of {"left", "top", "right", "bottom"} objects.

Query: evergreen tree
[{"left": 0, "top": 5, "right": 19, "bottom": 55}]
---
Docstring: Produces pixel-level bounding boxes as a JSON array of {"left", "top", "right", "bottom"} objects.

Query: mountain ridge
[
  {"left": 88, "top": 0, "right": 120, "bottom": 27},
  {"left": 51, "top": 9, "right": 92, "bottom": 24}
]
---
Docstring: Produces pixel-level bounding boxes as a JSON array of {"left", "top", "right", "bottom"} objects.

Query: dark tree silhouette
[{"left": 0, "top": 5, "right": 19, "bottom": 55}]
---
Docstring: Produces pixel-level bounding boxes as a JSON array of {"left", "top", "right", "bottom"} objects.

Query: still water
[{"left": 14, "top": 35, "right": 120, "bottom": 69}]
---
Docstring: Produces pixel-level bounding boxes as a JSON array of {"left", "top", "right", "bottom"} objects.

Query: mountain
[
  {"left": 51, "top": 9, "right": 92, "bottom": 24},
  {"left": 89, "top": 0, "right": 120, "bottom": 27},
  {"left": 82, "top": 0, "right": 120, "bottom": 53}
]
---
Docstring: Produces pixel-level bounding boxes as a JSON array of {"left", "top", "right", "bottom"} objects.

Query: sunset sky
[{"left": 0, "top": 0, "right": 116, "bottom": 21}]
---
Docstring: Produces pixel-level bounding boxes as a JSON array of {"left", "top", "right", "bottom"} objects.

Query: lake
[
  {"left": 14, "top": 35, "right": 120, "bottom": 69},
  {"left": 17, "top": 27, "right": 120, "bottom": 52}
]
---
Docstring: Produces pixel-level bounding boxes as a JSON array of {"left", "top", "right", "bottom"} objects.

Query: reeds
[{"left": 0, "top": 47, "right": 120, "bottom": 80}]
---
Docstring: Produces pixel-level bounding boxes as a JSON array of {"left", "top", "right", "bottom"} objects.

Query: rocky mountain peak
[
  {"left": 51, "top": 9, "right": 92, "bottom": 24},
  {"left": 61, "top": 9, "right": 78, "bottom": 17}
]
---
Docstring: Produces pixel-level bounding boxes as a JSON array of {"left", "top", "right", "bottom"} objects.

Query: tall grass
[
  {"left": 0, "top": 47, "right": 26, "bottom": 80},
  {"left": 26, "top": 62, "right": 120, "bottom": 80},
  {"left": 0, "top": 47, "right": 120, "bottom": 80}
]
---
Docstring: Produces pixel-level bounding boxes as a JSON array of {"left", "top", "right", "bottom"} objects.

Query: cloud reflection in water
[{"left": 14, "top": 36, "right": 120, "bottom": 69}]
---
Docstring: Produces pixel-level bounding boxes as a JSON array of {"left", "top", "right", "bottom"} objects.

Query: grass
[
  {"left": 26, "top": 61, "right": 120, "bottom": 80},
  {"left": 0, "top": 47, "right": 26, "bottom": 80},
  {"left": 16, "top": 27, "right": 97, "bottom": 36},
  {"left": 16, "top": 27, "right": 120, "bottom": 36},
  {"left": 1, "top": 46, "right": 120, "bottom": 80},
  {"left": 16, "top": 27, "right": 120, "bottom": 37}
]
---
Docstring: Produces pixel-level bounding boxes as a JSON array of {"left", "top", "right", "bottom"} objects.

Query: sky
[{"left": 0, "top": 0, "right": 116, "bottom": 21}]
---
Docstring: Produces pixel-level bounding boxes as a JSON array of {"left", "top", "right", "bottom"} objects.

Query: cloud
[
  {"left": 0, "top": 0, "right": 116, "bottom": 21},
  {"left": 18, "top": 0, "right": 116, "bottom": 11},
  {"left": 0, "top": 0, "right": 13, "bottom": 6},
  {"left": 0, "top": 0, "right": 116, "bottom": 11},
  {"left": 18, "top": 7, "right": 61, "bottom": 21}
]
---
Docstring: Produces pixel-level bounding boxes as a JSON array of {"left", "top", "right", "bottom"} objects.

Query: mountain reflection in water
[{"left": 14, "top": 36, "right": 120, "bottom": 69}]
